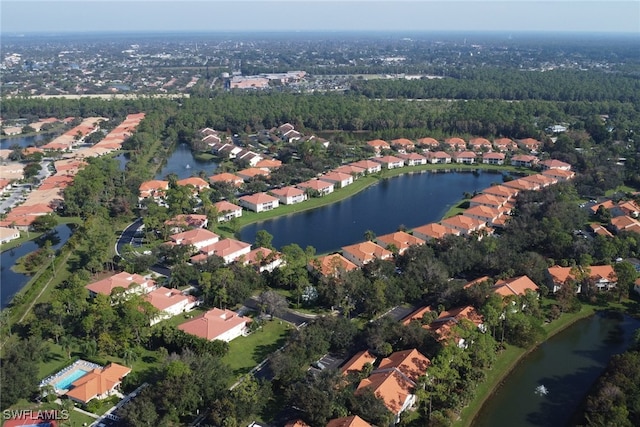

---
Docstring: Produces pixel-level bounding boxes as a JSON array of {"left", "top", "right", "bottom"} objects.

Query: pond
[
  {"left": 473, "top": 312, "right": 640, "bottom": 427},
  {"left": 0, "top": 133, "right": 49, "bottom": 149},
  {"left": 240, "top": 170, "right": 503, "bottom": 253},
  {"left": 0, "top": 224, "right": 74, "bottom": 309},
  {"left": 155, "top": 143, "right": 219, "bottom": 180}
]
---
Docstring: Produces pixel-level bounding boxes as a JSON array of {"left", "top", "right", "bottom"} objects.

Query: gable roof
[
  {"left": 341, "top": 350, "right": 377, "bottom": 376},
  {"left": 145, "top": 287, "right": 195, "bottom": 311},
  {"left": 239, "top": 192, "right": 278, "bottom": 205},
  {"left": 326, "top": 415, "right": 372, "bottom": 427},
  {"left": 210, "top": 172, "right": 243, "bottom": 185},
  {"left": 213, "top": 200, "right": 242, "bottom": 212},
  {"left": 377, "top": 348, "right": 430, "bottom": 383},
  {"left": 412, "top": 222, "right": 460, "bottom": 239},
  {"left": 342, "top": 241, "right": 393, "bottom": 263},
  {"left": 169, "top": 228, "right": 219, "bottom": 246},
  {"left": 310, "top": 253, "right": 358, "bottom": 276},
  {"left": 493, "top": 275, "right": 539, "bottom": 296},
  {"left": 270, "top": 186, "right": 306, "bottom": 198},
  {"left": 376, "top": 231, "right": 425, "bottom": 253},
  {"left": 176, "top": 177, "right": 209, "bottom": 188}
]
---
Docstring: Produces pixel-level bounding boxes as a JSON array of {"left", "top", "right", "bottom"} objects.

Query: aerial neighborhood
[{"left": 1, "top": 26, "right": 640, "bottom": 427}]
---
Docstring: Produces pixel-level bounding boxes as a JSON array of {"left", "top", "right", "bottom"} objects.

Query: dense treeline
[
  {"left": 3, "top": 93, "right": 639, "bottom": 143},
  {"left": 349, "top": 69, "right": 640, "bottom": 103}
]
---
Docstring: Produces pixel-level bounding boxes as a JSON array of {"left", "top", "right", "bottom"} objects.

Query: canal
[
  {"left": 473, "top": 312, "right": 640, "bottom": 427},
  {"left": 155, "top": 143, "right": 219, "bottom": 180},
  {"left": 0, "top": 224, "right": 74, "bottom": 309},
  {"left": 240, "top": 170, "right": 503, "bottom": 253}
]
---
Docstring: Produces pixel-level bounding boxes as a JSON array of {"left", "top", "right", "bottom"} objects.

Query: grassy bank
[{"left": 454, "top": 301, "right": 612, "bottom": 427}]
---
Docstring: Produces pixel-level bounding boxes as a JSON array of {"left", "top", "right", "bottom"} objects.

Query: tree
[
  {"left": 254, "top": 229, "right": 274, "bottom": 249},
  {"left": 32, "top": 213, "right": 57, "bottom": 233},
  {"left": 258, "top": 290, "right": 288, "bottom": 318},
  {"left": 364, "top": 229, "right": 376, "bottom": 241},
  {"left": 613, "top": 261, "right": 637, "bottom": 302}
]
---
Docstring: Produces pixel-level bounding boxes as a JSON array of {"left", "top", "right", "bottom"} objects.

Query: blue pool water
[{"left": 55, "top": 369, "right": 89, "bottom": 390}]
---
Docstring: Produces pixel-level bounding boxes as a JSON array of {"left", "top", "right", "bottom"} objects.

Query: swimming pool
[{"left": 55, "top": 368, "right": 89, "bottom": 391}]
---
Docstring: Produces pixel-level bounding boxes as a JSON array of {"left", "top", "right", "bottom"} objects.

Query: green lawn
[
  {"left": 605, "top": 184, "right": 638, "bottom": 197},
  {"left": 221, "top": 320, "right": 291, "bottom": 377}
]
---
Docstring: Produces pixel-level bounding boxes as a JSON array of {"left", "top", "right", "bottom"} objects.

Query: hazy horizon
[{"left": 2, "top": 1, "right": 639, "bottom": 35}]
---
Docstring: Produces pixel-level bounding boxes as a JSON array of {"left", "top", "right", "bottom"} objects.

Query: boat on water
[{"left": 185, "top": 164, "right": 191, "bottom": 169}]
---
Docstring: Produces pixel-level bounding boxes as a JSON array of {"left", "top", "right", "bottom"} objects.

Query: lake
[
  {"left": 0, "top": 224, "right": 74, "bottom": 309},
  {"left": 240, "top": 170, "right": 503, "bottom": 253},
  {"left": 155, "top": 143, "right": 219, "bottom": 180},
  {"left": 0, "top": 134, "right": 48, "bottom": 149},
  {"left": 473, "top": 312, "right": 640, "bottom": 427}
]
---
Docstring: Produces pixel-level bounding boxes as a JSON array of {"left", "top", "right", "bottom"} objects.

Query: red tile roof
[
  {"left": 178, "top": 308, "right": 250, "bottom": 341},
  {"left": 493, "top": 275, "right": 539, "bottom": 297}
]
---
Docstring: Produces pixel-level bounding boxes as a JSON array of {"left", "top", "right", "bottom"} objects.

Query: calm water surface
[
  {"left": 155, "top": 143, "right": 218, "bottom": 180},
  {"left": 0, "top": 224, "right": 73, "bottom": 309},
  {"left": 0, "top": 134, "right": 48, "bottom": 149},
  {"left": 240, "top": 170, "right": 502, "bottom": 253},
  {"left": 473, "top": 312, "right": 640, "bottom": 427}
]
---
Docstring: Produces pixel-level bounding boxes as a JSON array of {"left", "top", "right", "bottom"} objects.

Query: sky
[{"left": 1, "top": 1, "right": 639, "bottom": 35}]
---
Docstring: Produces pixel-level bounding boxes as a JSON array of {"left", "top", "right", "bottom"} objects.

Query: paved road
[
  {"left": 115, "top": 217, "right": 143, "bottom": 257},
  {"left": 240, "top": 296, "right": 314, "bottom": 327}
]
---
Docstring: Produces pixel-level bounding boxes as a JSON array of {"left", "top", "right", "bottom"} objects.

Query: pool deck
[{"left": 39, "top": 359, "right": 102, "bottom": 394}]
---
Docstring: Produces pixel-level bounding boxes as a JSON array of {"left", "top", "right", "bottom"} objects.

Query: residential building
[
  {"left": 547, "top": 265, "right": 617, "bottom": 293},
  {"left": 209, "top": 172, "right": 244, "bottom": 187},
  {"left": 308, "top": 253, "right": 358, "bottom": 277},
  {"left": 242, "top": 247, "right": 284, "bottom": 272},
  {"left": 356, "top": 349, "right": 430, "bottom": 424},
  {"left": 416, "top": 137, "right": 440, "bottom": 150},
  {"left": 521, "top": 173, "right": 557, "bottom": 188},
  {"left": 429, "top": 306, "right": 485, "bottom": 346},
  {"left": 493, "top": 138, "right": 518, "bottom": 152},
  {"left": 333, "top": 164, "right": 366, "bottom": 178},
  {"left": 503, "top": 178, "right": 540, "bottom": 192},
  {"left": 492, "top": 275, "right": 539, "bottom": 297},
  {"left": 85, "top": 272, "right": 156, "bottom": 297},
  {"left": 469, "top": 193, "right": 509, "bottom": 210},
  {"left": 138, "top": 180, "right": 169, "bottom": 200},
  {"left": 326, "top": 415, "right": 372, "bottom": 427},
  {"left": 453, "top": 151, "right": 476, "bottom": 164},
  {"left": 541, "top": 168, "right": 575, "bottom": 181},
  {"left": 297, "top": 179, "right": 335, "bottom": 196},
  {"left": 589, "top": 223, "right": 613, "bottom": 238},
  {"left": 236, "top": 168, "right": 269, "bottom": 181},
  {"left": 401, "top": 305, "right": 434, "bottom": 326},
  {"left": 482, "top": 152, "right": 506, "bottom": 165},
  {"left": 482, "top": 184, "right": 519, "bottom": 200},
  {"left": 366, "top": 139, "right": 391, "bottom": 155},
  {"left": 270, "top": 186, "right": 308, "bottom": 205},
  {"left": 65, "top": 363, "right": 131, "bottom": 404},
  {"left": 376, "top": 231, "right": 425, "bottom": 254},
  {"left": 176, "top": 177, "right": 210, "bottom": 192},
  {"left": 444, "top": 137, "right": 467, "bottom": 151},
  {"left": 164, "top": 214, "right": 208, "bottom": 233},
  {"left": 145, "top": 287, "right": 199, "bottom": 325},
  {"left": 255, "top": 158, "right": 283, "bottom": 171},
  {"left": 611, "top": 216, "right": 640, "bottom": 234},
  {"left": 320, "top": 171, "right": 354, "bottom": 188},
  {"left": 390, "top": 138, "right": 415, "bottom": 153},
  {"left": 168, "top": 228, "right": 220, "bottom": 251},
  {"left": 463, "top": 205, "right": 506, "bottom": 227},
  {"left": 617, "top": 200, "right": 640, "bottom": 218},
  {"left": 194, "top": 238, "right": 252, "bottom": 264},
  {"left": 341, "top": 350, "right": 378, "bottom": 376},
  {"left": 440, "top": 215, "right": 486, "bottom": 236},
  {"left": 238, "top": 192, "right": 279, "bottom": 212},
  {"left": 341, "top": 241, "right": 393, "bottom": 267},
  {"left": 425, "top": 151, "right": 452, "bottom": 164},
  {"left": 0, "top": 226, "right": 20, "bottom": 244},
  {"left": 468, "top": 137, "right": 492, "bottom": 152},
  {"left": 511, "top": 154, "right": 539, "bottom": 168},
  {"left": 397, "top": 152, "right": 427, "bottom": 166},
  {"left": 518, "top": 138, "right": 542, "bottom": 152},
  {"left": 412, "top": 222, "right": 460, "bottom": 241},
  {"left": 350, "top": 159, "right": 382, "bottom": 174},
  {"left": 178, "top": 308, "right": 251, "bottom": 342},
  {"left": 373, "top": 155, "right": 405, "bottom": 169},
  {"left": 540, "top": 159, "right": 572, "bottom": 171},
  {"left": 213, "top": 200, "right": 243, "bottom": 222}
]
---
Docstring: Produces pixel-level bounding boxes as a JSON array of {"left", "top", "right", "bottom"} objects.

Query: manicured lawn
[
  {"left": 158, "top": 307, "right": 209, "bottom": 329},
  {"left": 605, "top": 184, "right": 638, "bottom": 196},
  {"left": 442, "top": 200, "right": 470, "bottom": 219},
  {"left": 38, "top": 342, "right": 75, "bottom": 379},
  {"left": 221, "top": 320, "right": 291, "bottom": 377}
]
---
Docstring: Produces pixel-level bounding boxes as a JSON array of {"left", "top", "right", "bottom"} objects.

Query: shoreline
[{"left": 458, "top": 305, "right": 602, "bottom": 427}]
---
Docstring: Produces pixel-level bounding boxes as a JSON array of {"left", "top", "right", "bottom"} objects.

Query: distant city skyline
[{"left": 2, "top": 1, "right": 639, "bottom": 35}]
